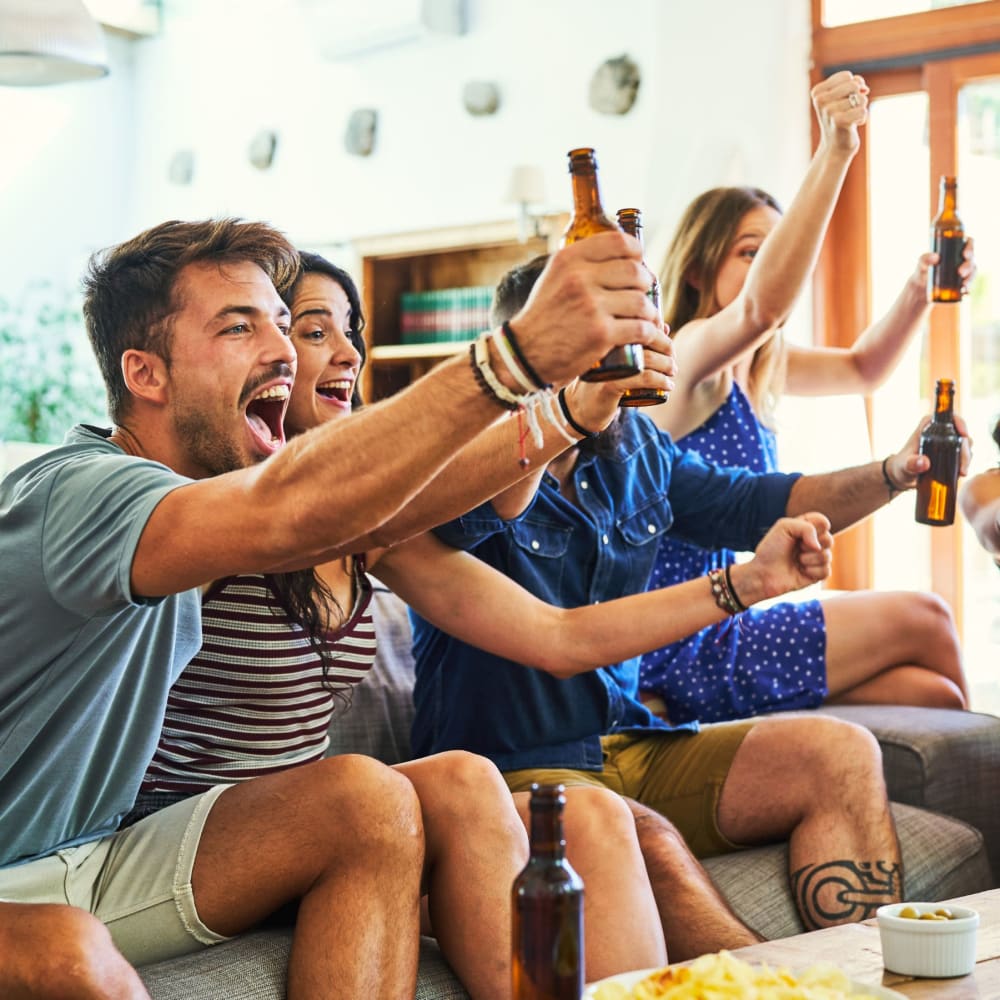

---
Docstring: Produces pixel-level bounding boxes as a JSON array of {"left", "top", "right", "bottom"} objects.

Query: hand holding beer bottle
[{"left": 560, "top": 148, "right": 644, "bottom": 382}]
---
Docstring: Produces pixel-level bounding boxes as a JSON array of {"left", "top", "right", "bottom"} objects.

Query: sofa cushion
[
  {"left": 139, "top": 931, "right": 470, "bottom": 1000},
  {"left": 819, "top": 704, "right": 1000, "bottom": 884},
  {"left": 703, "top": 801, "right": 991, "bottom": 941}
]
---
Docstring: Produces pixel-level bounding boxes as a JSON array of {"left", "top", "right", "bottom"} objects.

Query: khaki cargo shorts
[{"left": 503, "top": 721, "right": 755, "bottom": 858}]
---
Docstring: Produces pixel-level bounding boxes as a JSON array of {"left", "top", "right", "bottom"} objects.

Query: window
[{"left": 812, "top": 0, "right": 1000, "bottom": 712}]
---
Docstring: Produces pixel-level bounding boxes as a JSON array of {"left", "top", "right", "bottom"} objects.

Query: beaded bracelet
[
  {"left": 708, "top": 566, "right": 747, "bottom": 616},
  {"left": 470, "top": 336, "right": 524, "bottom": 411},
  {"left": 557, "top": 387, "right": 598, "bottom": 439},
  {"left": 881, "top": 456, "right": 901, "bottom": 499}
]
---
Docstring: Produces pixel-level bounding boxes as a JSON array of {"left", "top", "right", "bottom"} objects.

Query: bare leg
[
  {"left": 394, "top": 752, "right": 528, "bottom": 1000},
  {"left": 193, "top": 754, "right": 424, "bottom": 1000},
  {"left": 514, "top": 785, "right": 667, "bottom": 978},
  {"left": 0, "top": 902, "right": 151, "bottom": 1000},
  {"left": 821, "top": 591, "right": 968, "bottom": 707},
  {"left": 624, "top": 799, "right": 761, "bottom": 958},
  {"left": 716, "top": 715, "right": 901, "bottom": 931}
]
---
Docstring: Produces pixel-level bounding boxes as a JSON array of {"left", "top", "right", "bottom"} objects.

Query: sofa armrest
[{"left": 818, "top": 704, "right": 1000, "bottom": 885}]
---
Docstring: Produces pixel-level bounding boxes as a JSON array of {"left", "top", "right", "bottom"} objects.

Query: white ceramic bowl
[{"left": 876, "top": 902, "right": 979, "bottom": 978}]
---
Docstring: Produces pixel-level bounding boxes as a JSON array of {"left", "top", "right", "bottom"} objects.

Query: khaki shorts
[
  {"left": 503, "top": 721, "right": 754, "bottom": 858},
  {"left": 0, "top": 784, "right": 230, "bottom": 966}
]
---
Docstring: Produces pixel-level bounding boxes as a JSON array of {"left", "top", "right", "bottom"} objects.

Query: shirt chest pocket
[
  {"left": 615, "top": 496, "right": 673, "bottom": 549},
  {"left": 510, "top": 520, "right": 573, "bottom": 559}
]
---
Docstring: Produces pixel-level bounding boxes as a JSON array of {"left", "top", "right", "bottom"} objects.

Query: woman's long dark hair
[{"left": 269, "top": 251, "right": 369, "bottom": 691}]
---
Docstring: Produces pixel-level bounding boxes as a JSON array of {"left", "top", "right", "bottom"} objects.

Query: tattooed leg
[
  {"left": 792, "top": 860, "right": 902, "bottom": 931},
  {"left": 714, "top": 714, "right": 902, "bottom": 931}
]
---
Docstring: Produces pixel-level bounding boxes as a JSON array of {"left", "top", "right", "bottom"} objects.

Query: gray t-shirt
[{"left": 0, "top": 425, "right": 201, "bottom": 868}]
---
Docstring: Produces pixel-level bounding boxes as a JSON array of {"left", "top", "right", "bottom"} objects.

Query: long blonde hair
[{"left": 659, "top": 187, "right": 785, "bottom": 426}]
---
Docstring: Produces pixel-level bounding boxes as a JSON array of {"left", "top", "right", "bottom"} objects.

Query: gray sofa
[{"left": 138, "top": 584, "right": 1000, "bottom": 998}]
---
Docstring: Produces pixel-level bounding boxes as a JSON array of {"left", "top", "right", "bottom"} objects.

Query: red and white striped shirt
[{"left": 141, "top": 561, "right": 375, "bottom": 794}]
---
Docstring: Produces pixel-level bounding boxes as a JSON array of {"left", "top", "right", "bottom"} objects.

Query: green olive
[
  {"left": 934, "top": 907, "right": 954, "bottom": 919},
  {"left": 919, "top": 912, "right": 948, "bottom": 920},
  {"left": 898, "top": 906, "right": 920, "bottom": 919}
]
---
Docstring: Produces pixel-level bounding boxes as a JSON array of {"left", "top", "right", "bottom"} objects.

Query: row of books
[{"left": 400, "top": 286, "right": 494, "bottom": 344}]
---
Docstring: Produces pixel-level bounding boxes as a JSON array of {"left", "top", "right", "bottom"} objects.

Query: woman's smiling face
[{"left": 285, "top": 271, "right": 362, "bottom": 435}]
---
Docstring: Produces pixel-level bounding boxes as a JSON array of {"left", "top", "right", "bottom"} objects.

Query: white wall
[
  {"left": 0, "top": 0, "right": 813, "bottom": 303},
  {"left": 0, "top": 32, "right": 136, "bottom": 295}
]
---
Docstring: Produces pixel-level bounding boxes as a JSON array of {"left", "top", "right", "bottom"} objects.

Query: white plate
[{"left": 584, "top": 965, "right": 907, "bottom": 1000}]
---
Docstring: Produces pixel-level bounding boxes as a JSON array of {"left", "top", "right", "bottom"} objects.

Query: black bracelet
[
  {"left": 502, "top": 321, "right": 551, "bottom": 390},
  {"left": 558, "top": 387, "right": 598, "bottom": 438},
  {"left": 724, "top": 563, "right": 749, "bottom": 612},
  {"left": 881, "top": 456, "right": 900, "bottom": 498}
]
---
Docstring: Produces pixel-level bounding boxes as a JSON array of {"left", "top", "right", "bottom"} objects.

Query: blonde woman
[{"left": 639, "top": 70, "right": 971, "bottom": 722}]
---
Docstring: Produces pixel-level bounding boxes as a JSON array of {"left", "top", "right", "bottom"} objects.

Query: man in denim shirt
[{"left": 411, "top": 254, "right": 970, "bottom": 935}]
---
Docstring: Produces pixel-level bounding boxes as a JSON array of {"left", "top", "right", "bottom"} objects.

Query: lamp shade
[
  {"left": 0, "top": 0, "right": 109, "bottom": 86},
  {"left": 504, "top": 164, "right": 545, "bottom": 207}
]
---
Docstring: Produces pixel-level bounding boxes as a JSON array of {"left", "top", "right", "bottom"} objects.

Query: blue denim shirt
[{"left": 410, "top": 413, "right": 799, "bottom": 772}]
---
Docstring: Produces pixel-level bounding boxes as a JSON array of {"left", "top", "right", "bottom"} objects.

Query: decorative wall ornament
[
  {"left": 248, "top": 129, "right": 279, "bottom": 170},
  {"left": 344, "top": 108, "right": 378, "bottom": 157},
  {"left": 462, "top": 80, "right": 500, "bottom": 117},
  {"left": 168, "top": 149, "right": 194, "bottom": 185},
  {"left": 588, "top": 54, "right": 640, "bottom": 116}
]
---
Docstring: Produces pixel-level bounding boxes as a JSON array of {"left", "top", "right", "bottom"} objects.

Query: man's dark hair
[
  {"left": 83, "top": 218, "right": 300, "bottom": 423},
  {"left": 492, "top": 253, "right": 631, "bottom": 459}
]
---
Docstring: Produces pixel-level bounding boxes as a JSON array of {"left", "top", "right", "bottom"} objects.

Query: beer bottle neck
[
  {"left": 569, "top": 167, "right": 607, "bottom": 221},
  {"left": 933, "top": 381, "right": 955, "bottom": 421},
  {"left": 938, "top": 178, "right": 959, "bottom": 216},
  {"left": 528, "top": 805, "right": 566, "bottom": 860}
]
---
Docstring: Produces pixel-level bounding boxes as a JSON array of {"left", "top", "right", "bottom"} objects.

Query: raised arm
[
  {"left": 130, "top": 233, "right": 662, "bottom": 597},
  {"left": 785, "top": 242, "right": 977, "bottom": 396},
  {"left": 372, "top": 513, "right": 831, "bottom": 679},
  {"left": 665, "top": 71, "right": 867, "bottom": 397}
]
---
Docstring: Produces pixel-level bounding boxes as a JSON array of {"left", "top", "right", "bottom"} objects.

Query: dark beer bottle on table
[
  {"left": 915, "top": 378, "right": 962, "bottom": 527},
  {"left": 930, "top": 176, "right": 966, "bottom": 303},
  {"left": 512, "top": 783, "right": 584, "bottom": 1000},
  {"left": 616, "top": 207, "right": 666, "bottom": 407},
  {"left": 560, "top": 148, "right": 643, "bottom": 381}
]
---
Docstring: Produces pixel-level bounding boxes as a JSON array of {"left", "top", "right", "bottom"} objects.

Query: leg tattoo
[{"left": 791, "top": 860, "right": 902, "bottom": 931}]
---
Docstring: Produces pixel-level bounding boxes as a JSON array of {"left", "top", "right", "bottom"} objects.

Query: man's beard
[
  {"left": 578, "top": 409, "right": 629, "bottom": 460},
  {"left": 173, "top": 407, "right": 250, "bottom": 477}
]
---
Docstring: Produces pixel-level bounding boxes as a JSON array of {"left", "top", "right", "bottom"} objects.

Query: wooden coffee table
[{"left": 728, "top": 888, "right": 999, "bottom": 997}]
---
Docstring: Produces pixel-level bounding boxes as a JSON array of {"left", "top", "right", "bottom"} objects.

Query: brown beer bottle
[
  {"left": 915, "top": 378, "right": 962, "bottom": 526},
  {"left": 930, "top": 176, "right": 966, "bottom": 303},
  {"left": 560, "top": 148, "right": 644, "bottom": 382},
  {"left": 616, "top": 207, "right": 666, "bottom": 407},
  {"left": 512, "top": 784, "right": 584, "bottom": 1000}
]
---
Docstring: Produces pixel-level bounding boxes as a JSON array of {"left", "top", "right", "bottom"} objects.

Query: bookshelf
[{"left": 351, "top": 213, "right": 567, "bottom": 402}]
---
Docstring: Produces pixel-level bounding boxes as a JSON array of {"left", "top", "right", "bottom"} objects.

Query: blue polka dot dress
[{"left": 638, "top": 383, "right": 828, "bottom": 723}]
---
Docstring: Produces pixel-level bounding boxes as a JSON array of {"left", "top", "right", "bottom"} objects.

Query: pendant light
[{"left": 0, "top": 0, "right": 109, "bottom": 86}]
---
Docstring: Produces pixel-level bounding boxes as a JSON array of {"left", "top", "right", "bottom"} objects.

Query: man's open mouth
[{"left": 245, "top": 384, "right": 289, "bottom": 448}]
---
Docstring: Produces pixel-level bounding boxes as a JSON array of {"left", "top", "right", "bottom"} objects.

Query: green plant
[{"left": 0, "top": 282, "right": 108, "bottom": 444}]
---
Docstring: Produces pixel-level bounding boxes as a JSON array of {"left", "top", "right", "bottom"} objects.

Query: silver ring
[{"left": 848, "top": 92, "right": 860, "bottom": 108}]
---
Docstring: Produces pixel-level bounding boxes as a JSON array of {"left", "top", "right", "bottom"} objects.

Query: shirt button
[
  {"left": 530, "top": 540, "right": 540, "bottom": 550},
  {"left": 647, "top": 523, "right": 656, "bottom": 534},
  {"left": 602, "top": 533, "right": 609, "bottom": 545},
  {"left": 580, "top": 481, "right": 589, "bottom": 490}
]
